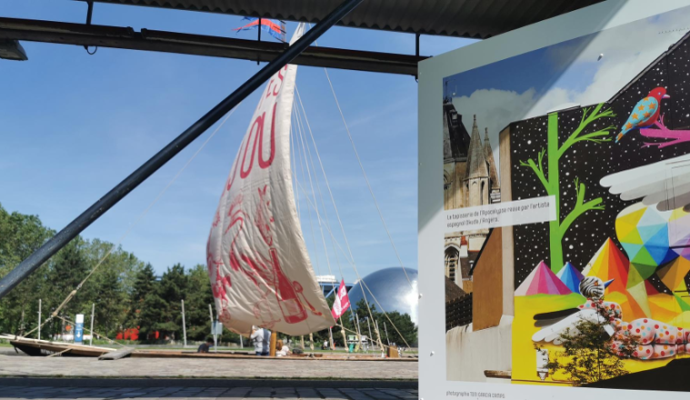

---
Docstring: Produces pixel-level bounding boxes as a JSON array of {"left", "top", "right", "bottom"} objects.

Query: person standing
[
  {"left": 261, "top": 328, "right": 271, "bottom": 356},
  {"left": 251, "top": 326, "right": 265, "bottom": 356}
]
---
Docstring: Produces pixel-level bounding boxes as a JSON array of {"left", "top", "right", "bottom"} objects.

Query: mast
[{"left": 355, "top": 313, "right": 363, "bottom": 352}]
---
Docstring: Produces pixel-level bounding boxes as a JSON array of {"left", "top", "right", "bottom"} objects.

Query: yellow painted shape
[
  {"left": 658, "top": 257, "right": 690, "bottom": 292},
  {"left": 648, "top": 294, "right": 682, "bottom": 322},
  {"left": 627, "top": 281, "right": 652, "bottom": 318},
  {"left": 669, "top": 311, "right": 690, "bottom": 329},
  {"left": 587, "top": 242, "right": 609, "bottom": 278},
  {"left": 513, "top": 293, "right": 688, "bottom": 386}
]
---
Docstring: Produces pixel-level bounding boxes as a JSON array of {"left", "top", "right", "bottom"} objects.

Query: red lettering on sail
[
  {"left": 237, "top": 104, "right": 277, "bottom": 178},
  {"left": 273, "top": 68, "right": 285, "bottom": 96},
  {"left": 259, "top": 103, "right": 277, "bottom": 168}
]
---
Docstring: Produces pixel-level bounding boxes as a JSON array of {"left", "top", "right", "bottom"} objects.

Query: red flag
[{"left": 331, "top": 280, "right": 350, "bottom": 320}]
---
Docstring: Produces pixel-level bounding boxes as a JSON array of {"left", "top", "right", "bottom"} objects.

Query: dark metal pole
[
  {"left": 83, "top": 1, "right": 95, "bottom": 53},
  {"left": 0, "top": 0, "right": 363, "bottom": 299},
  {"left": 415, "top": 33, "right": 420, "bottom": 57},
  {"left": 257, "top": 17, "right": 261, "bottom": 65}
]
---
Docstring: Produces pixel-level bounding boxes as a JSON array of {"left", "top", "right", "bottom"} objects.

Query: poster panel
[{"left": 419, "top": 1, "right": 690, "bottom": 399}]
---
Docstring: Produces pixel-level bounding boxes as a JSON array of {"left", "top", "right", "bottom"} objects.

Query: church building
[{"left": 443, "top": 100, "right": 500, "bottom": 292}]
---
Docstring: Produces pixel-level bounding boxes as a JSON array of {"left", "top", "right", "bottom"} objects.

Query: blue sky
[
  {"left": 0, "top": 1, "right": 472, "bottom": 280},
  {"left": 444, "top": 8, "right": 690, "bottom": 177},
  {"left": 443, "top": 39, "right": 600, "bottom": 100}
]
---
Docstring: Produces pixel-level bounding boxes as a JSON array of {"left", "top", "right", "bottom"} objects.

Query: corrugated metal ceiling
[{"left": 92, "top": 0, "right": 604, "bottom": 39}]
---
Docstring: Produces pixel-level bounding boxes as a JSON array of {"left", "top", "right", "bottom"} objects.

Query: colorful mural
[
  {"left": 511, "top": 22, "right": 690, "bottom": 388},
  {"left": 444, "top": 4, "right": 690, "bottom": 390}
]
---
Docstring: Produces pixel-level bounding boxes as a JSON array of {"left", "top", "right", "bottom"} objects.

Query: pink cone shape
[{"left": 515, "top": 261, "right": 573, "bottom": 296}]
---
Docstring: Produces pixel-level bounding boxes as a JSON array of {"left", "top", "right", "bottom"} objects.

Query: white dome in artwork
[{"left": 347, "top": 267, "right": 419, "bottom": 324}]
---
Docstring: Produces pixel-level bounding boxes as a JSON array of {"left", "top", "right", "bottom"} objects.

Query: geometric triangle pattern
[
  {"left": 626, "top": 281, "right": 651, "bottom": 318},
  {"left": 616, "top": 203, "right": 677, "bottom": 281},
  {"left": 658, "top": 257, "right": 690, "bottom": 292},
  {"left": 648, "top": 294, "right": 683, "bottom": 321},
  {"left": 515, "top": 260, "right": 573, "bottom": 296},
  {"left": 556, "top": 262, "right": 584, "bottom": 294},
  {"left": 585, "top": 238, "right": 629, "bottom": 295},
  {"left": 669, "top": 208, "right": 690, "bottom": 260},
  {"left": 674, "top": 293, "right": 690, "bottom": 312}
]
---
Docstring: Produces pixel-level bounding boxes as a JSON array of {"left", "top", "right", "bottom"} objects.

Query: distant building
[
  {"left": 317, "top": 275, "right": 352, "bottom": 297},
  {"left": 443, "top": 101, "right": 500, "bottom": 293}
]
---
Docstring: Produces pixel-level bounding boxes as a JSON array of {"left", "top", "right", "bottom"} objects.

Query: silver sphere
[{"left": 347, "top": 267, "right": 419, "bottom": 324}]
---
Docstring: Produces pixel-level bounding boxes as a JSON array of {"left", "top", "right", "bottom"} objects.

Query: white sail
[{"left": 206, "top": 23, "right": 335, "bottom": 336}]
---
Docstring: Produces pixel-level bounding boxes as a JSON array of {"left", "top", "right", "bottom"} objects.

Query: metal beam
[
  {"left": 0, "top": 17, "right": 425, "bottom": 75},
  {"left": 0, "top": 0, "right": 363, "bottom": 299}
]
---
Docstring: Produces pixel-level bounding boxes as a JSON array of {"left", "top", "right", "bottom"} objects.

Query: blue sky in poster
[{"left": 443, "top": 7, "right": 690, "bottom": 176}]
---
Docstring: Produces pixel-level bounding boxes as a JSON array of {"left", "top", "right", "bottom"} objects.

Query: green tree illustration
[{"left": 520, "top": 104, "right": 615, "bottom": 273}]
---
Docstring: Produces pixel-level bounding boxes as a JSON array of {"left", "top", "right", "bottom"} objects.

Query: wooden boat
[{"left": 8, "top": 337, "right": 115, "bottom": 357}]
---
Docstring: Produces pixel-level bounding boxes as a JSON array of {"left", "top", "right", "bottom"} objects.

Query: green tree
[
  {"left": 541, "top": 318, "right": 638, "bottom": 386},
  {"left": 380, "top": 311, "right": 417, "bottom": 347},
  {"left": 126, "top": 263, "right": 156, "bottom": 329},
  {"left": 138, "top": 289, "right": 166, "bottom": 341},
  {"left": 0, "top": 203, "right": 146, "bottom": 341},
  {"left": 154, "top": 264, "right": 188, "bottom": 340},
  {"left": 185, "top": 264, "right": 214, "bottom": 341},
  {"left": 87, "top": 241, "right": 141, "bottom": 337},
  {"left": 519, "top": 104, "right": 615, "bottom": 272},
  {"left": 0, "top": 204, "right": 53, "bottom": 335},
  {"left": 45, "top": 236, "right": 92, "bottom": 337}
]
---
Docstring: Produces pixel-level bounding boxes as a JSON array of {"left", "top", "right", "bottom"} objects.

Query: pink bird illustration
[{"left": 616, "top": 86, "right": 670, "bottom": 143}]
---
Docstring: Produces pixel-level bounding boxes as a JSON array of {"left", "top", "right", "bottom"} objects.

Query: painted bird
[{"left": 616, "top": 86, "right": 670, "bottom": 142}]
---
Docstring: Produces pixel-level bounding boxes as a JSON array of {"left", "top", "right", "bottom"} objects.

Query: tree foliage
[
  {"left": 540, "top": 317, "right": 638, "bottom": 386},
  {"left": 0, "top": 203, "right": 417, "bottom": 347},
  {"left": 0, "top": 203, "right": 217, "bottom": 343}
]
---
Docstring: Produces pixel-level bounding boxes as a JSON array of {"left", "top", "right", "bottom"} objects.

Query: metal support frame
[
  {"left": 415, "top": 33, "right": 420, "bottom": 57},
  {"left": 0, "top": 0, "right": 363, "bottom": 299},
  {"left": 83, "top": 1, "right": 97, "bottom": 55},
  {"left": 0, "top": 17, "right": 424, "bottom": 75},
  {"left": 257, "top": 17, "right": 261, "bottom": 65},
  {"left": 415, "top": 33, "right": 420, "bottom": 81}
]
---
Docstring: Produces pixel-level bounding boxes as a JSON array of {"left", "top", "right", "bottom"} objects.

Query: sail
[{"left": 206, "top": 23, "right": 335, "bottom": 336}]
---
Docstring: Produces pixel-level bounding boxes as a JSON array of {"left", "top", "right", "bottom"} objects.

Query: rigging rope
[
  {"left": 294, "top": 101, "right": 335, "bottom": 279},
  {"left": 292, "top": 91, "right": 352, "bottom": 345},
  {"left": 23, "top": 105, "right": 241, "bottom": 340},
  {"left": 322, "top": 68, "right": 414, "bottom": 290},
  {"left": 53, "top": 314, "right": 123, "bottom": 347},
  {"left": 291, "top": 89, "right": 396, "bottom": 351},
  {"left": 292, "top": 107, "right": 323, "bottom": 277},
  {"left": 305, "top": 23, "right": 414, "bottom": 292}
]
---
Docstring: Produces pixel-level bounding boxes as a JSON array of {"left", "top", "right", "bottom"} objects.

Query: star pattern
[{"left": 510, "top": 38, "right": 690, "bottom": 289}]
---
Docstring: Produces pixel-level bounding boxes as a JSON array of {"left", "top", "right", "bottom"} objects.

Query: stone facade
[{"left": 443, "top": 101, "right": 501, "bottom": 293}]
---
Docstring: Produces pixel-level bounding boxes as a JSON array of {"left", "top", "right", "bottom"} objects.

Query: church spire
[
  {"left": 465, "top": 115, "right": 488, "bottom": 181},
  {"left": 483, "top": 128, "right": 499, "bottom": 189}
]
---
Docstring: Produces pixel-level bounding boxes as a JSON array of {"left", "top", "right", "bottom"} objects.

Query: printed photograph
[{"left": 444, "top": 7, "right": 690, "bottom": 390}]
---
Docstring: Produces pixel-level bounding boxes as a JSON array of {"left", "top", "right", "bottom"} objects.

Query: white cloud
[
  {"left": 452, "top": 88, "right": 538, "bottom": 175},
  {"left": 449, "top": 10, "right": 690, "bottom": 177}
]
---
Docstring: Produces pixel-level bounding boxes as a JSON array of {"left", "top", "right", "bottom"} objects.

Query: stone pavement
[
  {"left": 0, "top": 386, "right": 418, "bottom": 400},
  {"left": 0, "top": 385, "right": 418, "bottom": 399},
  {"left": 0, "top": 356, "right": 417, "bottom": 380}
]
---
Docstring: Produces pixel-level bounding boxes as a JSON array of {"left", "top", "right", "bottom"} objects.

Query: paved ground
[
  {"left": 0, "top": 355, "right": 417, "bottom": 380},
  {"left": 0, "top": 385, "right": 418, "bottom": 399}
]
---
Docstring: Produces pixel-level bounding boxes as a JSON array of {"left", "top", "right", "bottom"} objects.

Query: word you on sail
[{"left": 206, "top": 24, "right": 335, "bottom": 336}]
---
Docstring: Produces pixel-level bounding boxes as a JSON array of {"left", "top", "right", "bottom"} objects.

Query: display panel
[{"left": 419, "top": 1, "right": 690, "bottom": 398}]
